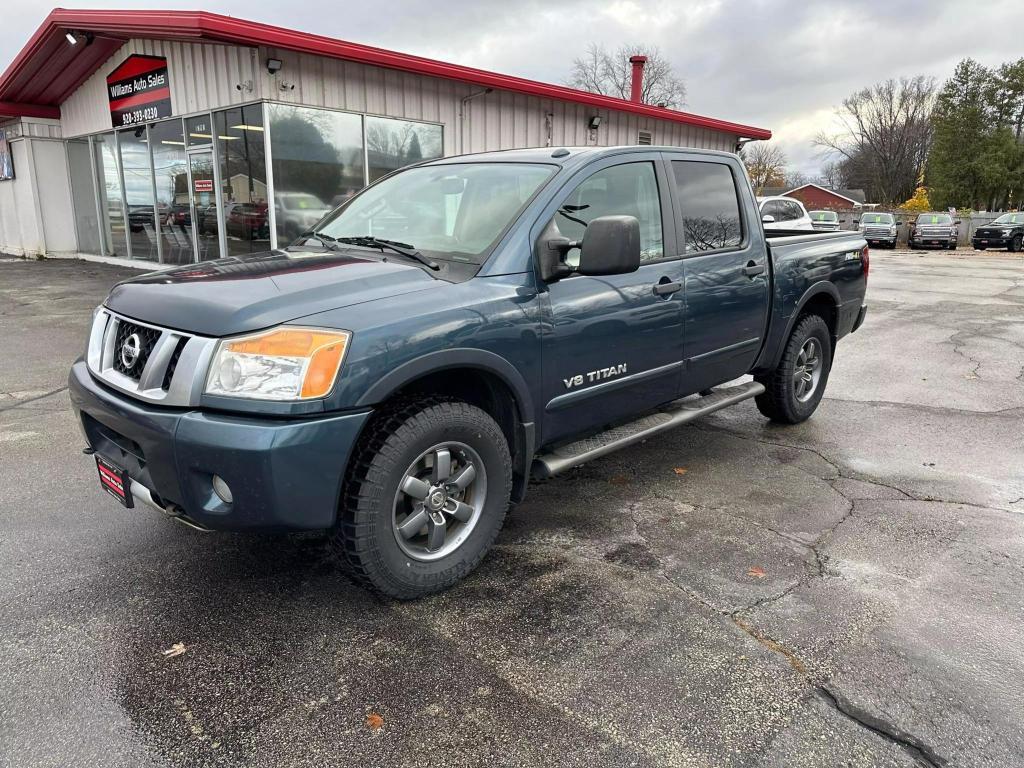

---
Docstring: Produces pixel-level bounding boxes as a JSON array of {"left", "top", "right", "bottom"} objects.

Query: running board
[{"left": 532, "top": 381, "right": 765, "bottom": 479}]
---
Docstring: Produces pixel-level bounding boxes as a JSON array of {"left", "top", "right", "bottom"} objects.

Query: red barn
[{"left": 783, "top": 184, "right": 865, "bottom": 212}]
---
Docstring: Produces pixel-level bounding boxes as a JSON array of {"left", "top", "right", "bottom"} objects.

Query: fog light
[{"left": 211, "top": 474, "right": 233, "bottom": 504}]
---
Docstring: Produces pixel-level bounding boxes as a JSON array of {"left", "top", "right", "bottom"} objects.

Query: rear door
[
  {"left": 667, "top": 155, "right": 770, "bottom": 394},
  {"left": 538, "top": 154, "right": 685, "bottom": 445}
]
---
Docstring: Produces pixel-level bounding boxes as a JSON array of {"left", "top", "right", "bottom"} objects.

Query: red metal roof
[{"left": 0, "top": 9, "right": 772, "bottom": 140}]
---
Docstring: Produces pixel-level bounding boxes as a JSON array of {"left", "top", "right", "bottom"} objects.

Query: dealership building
[{"left": 0, "top": 9, "right": 771, "bottom": 264}]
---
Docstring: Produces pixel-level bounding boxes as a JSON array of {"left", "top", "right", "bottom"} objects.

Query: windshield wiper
[
  {"left": 334, "top": 236, "right": 440, "bottom": 270},
  {"left": 296, "top": 231, "right": 341, "bottom": 250}
]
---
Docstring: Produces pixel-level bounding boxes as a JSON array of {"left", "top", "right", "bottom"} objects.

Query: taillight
[{"left": 861, "top": 245, "right": 870, "bottom": 278}]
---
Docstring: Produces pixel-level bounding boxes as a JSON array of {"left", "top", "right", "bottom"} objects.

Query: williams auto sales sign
[{"left": 107, "top": 55, "right": 172, "bottom": 127}]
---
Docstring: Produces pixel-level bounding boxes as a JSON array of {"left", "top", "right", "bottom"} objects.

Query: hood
[{"left": 104, "top": 249, "right": 443, "bottom": 337}]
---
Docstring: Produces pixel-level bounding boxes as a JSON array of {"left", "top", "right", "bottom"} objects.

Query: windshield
[
  {"left": 992, "top": 213, "right": 1024, "bottom": 225},
  {"left": 282, "top": 195, "right": 327, "bottom": 211},
  {"left": 917, "top": 214, "right": 952, "bottom": 225},
  {"left": 861, "top": 213, "right": 894, "bottom": 225},
  {"left": 316, "top": 162, "right": 557, "bottom": 263},
  {"left": 811, "top": 211, "right": 837, "bottom": 222}
]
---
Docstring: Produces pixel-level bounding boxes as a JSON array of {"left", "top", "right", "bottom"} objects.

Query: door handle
[
  {"left": 653, "top": 280, "right": 682, "bottom": 296},
  {"left": 742, "top": 261, "right": 765, "bottom": 277}
]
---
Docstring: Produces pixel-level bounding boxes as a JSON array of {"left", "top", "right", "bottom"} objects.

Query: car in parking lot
[
  {"left": 70, "top": 145, "right": 868, "bottom": 599},
  {"left": 809, "top": 210, "right": 841, "bottom": 231},
  {"left": 972, "top": 212, "right": 1024, "bottom": 252},
  {"left": 859, "top": 211, "right": 899, "bottom": 248},
  {"left": 757, "top": 196, "right": 814, "bottom": 230},
  {"left": 909, "top": 212, "right": 957, "bottom": 249}
]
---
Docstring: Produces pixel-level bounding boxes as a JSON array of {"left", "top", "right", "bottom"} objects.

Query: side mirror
[
  {"left": 852, "top": 219, "right": 859, "bottom": 225},
  {"left": 761, "top": 214, "right": 775, "bottom": 224},
  {"left": 577, "top": 216, "right": 641, "bottom": 276},
  {"left": 540, "top": 215, "right": 641, "bottom": 282}
]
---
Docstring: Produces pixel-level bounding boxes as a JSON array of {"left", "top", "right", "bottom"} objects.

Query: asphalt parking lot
[{"left": 2, "top": 249, "right": 1023, "bottom": 768}]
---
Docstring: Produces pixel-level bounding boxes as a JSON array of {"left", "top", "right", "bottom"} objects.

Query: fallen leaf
[
  {"left": 672, "top": 467, "right": 688, "bottom": 476},
  {"left": 161, "top": 642, "right": 187, "bottom": 658},
  {"left": 747, "top": 566, "right": 767, "bottom": 579},
  {"left": 608, "top": 474, "right": 631, "bottom": 486},
  {"left": 365, "top": 712, "right": 384, "bottom": 730}
]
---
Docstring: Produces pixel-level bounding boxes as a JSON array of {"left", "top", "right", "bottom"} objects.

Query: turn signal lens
[{"left": 205, "top": 327, "right": 351, "bottom": 401}]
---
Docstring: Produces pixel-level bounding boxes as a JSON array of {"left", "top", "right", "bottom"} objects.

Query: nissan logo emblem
[{"left": 120, "top": 333, "right": 142, "bottom": 369}]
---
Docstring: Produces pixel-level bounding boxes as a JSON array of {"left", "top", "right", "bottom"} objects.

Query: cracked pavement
[{"left": 2, "top": 251, "right": 1024, "bottom": 767}]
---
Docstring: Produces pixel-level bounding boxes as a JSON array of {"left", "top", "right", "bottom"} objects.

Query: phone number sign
[{"left": 107, "top": 55, "right": 173, "bottom": 128}]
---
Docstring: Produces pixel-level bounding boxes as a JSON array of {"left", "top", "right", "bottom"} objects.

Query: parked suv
[
  {"left": 757, "top": 196, "right": 814, "bottom": 230},
  {"left": 909, "top": 213, "right": 957, "bottom": 250},
  {"left": 972, "top": 212, "right": 1024, "bottom": 252},
  {"left": 71, "top": 146, "right": 868, "bottom": 599},
  {"left": 859, "top": 212, "right": 899, "bottom": 248}
]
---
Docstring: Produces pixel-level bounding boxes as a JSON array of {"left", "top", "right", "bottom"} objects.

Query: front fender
[{"left": 355, "top": 347, "right": 536, "bottom": 423}]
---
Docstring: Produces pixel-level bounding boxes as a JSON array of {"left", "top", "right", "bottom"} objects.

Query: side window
[
  {"left": 671, "top": 161, "right": 743, "bottom": 253},
  {"left": 762, "top": 200, "right": 783, "bottom": 221},
  {"left": 551, "top": 162, "right": 664, "bottom": 262},
  {"left": 785, "top": 201, "right": 805, "bottom": 221}
]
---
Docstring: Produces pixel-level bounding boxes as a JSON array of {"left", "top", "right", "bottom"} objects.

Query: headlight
[
  {"left": 205, "top": 326, "right": 351, "bottom": 401},
  {"left": 889, "top": 226, "right": 897, "bottom": 234}
]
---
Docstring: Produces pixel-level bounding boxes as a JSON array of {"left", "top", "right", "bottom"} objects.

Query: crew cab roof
[{"left": 425, "top": 145, "right": 740, "bottom": 169}]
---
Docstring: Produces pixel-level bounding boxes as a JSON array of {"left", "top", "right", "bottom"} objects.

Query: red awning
[{"left": 0, "top": 9, "right": 771, "bottom": 140}]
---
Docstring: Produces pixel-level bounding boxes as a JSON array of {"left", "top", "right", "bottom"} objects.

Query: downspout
[{"left": 459, "top": 88, "right": 492, "bottom": 155}]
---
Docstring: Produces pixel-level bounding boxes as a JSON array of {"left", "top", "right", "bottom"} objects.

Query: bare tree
[
  {"left": 816, "top": 76, "right": 937, "bottom": 205},
  {"left": 784, "top": 170, "right": 809, "bottom": 190},
  {"left": 568, "top": 44, "right": 686, "bottom": 108},
  {"left": 741, "top": 142, "right": 787, "bottom": 194},
  {"left": 818, "top": 160, "right": 850, "bottom": 189}
]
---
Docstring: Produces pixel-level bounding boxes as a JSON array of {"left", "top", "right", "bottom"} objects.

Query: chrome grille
[
  {"left": 863, "top": 226, "right": 892, "bottom": 237},
  {"left": 86, "top": 309, "right": 218, "bottom": 407}
]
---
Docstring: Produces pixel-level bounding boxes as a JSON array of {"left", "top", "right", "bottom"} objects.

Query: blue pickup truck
[{"left": 70, "top": 146, "right": 868, "bottom": 598}]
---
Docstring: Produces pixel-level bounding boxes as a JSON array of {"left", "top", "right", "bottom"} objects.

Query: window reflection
[
  {"left": 93, "top": 132, "right": 128, "bottom": 258},
  {"left": 671, "top": 161, "right": 743, "bottom": 252},
  {"left": 67, "top": 138, "right": 102, "bottom": 255},
  {"left": 119, "top": 126, "right": 159, "bottom": 262},
  {"left": 268, "top": 104, "right": 364, "bottom": 244},
  {"left": 150, "top": 119, "right": 194, "bottom": 264},
  {"left": 216, "top": 104, "right": 268, "bottom": 257},
  {"left": 366, "top": 116, "right": 443, "bottom": 183}
]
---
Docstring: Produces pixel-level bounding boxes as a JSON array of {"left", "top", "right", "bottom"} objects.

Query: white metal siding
[
  {"left": 61, "top": 39, "right": 259, "bottom": 137},
  {"left": 60, "top": 38, "right": 740, "bottom": 153}
]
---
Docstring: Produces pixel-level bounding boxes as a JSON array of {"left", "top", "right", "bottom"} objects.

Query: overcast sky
[{"left": 3, "top": 0, "right": 1023, "bottom": 177}]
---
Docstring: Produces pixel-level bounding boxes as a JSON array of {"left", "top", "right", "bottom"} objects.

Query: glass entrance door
[{"left": 188, "top": 150, "right": 221, "bottom": 261}]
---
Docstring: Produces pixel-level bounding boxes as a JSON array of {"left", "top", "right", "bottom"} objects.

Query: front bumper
[
  {"left": 972, "top": 236, "right": 1010, "bottom": 248},
  {"left": 69, "top": 360, "right": 370, "bottom": 531}
]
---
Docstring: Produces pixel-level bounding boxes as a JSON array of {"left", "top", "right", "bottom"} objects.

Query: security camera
[
  {"left": 235, "top": 80, "right": 253, "bottom": 93},
  {"left": 266, "top": 58, "right": 283, "bottom": 75},
  {"left": 279, "top": 80, "right": 296, "bottom": 91}
]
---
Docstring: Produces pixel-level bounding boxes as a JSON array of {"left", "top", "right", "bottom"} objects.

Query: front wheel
[
  {"left": 1009, "top": 235, "right": 1022, "bottom": 253},
  {"left": 755, "top": 314, "right": 833, "bottom": 424},
  {"left": 333, "top": 398, "right": 512, "bottom": 599}
]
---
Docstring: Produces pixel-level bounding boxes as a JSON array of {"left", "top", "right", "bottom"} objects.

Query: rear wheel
[
  {"left": 333, "top": 398, "right": 512, "bottom": 599},
  {"left": 755, "top": 314, "right": 832, "bottom": 424}
]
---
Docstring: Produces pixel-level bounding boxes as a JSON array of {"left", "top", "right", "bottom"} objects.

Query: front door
[
  {"left": 539, "top": 157, "right": 685, "bottom": 445},
  {"left": 187, "top": 150, "right": 221, "bottom": 261},
  {"left": 667, "top": 156, "right": 770, "bottom": 393}
]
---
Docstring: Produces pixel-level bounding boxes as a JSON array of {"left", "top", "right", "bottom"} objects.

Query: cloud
[{"left": 3, "top": 0, "right": 1023, "bottom": 177}]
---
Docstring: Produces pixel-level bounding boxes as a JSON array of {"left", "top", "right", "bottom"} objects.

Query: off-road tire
[
  {"left": 333, "top": 397, "right": 512, "bottom": 599},
  {"left": 754, "top": 314, "right": 832, "bottom": 424}
]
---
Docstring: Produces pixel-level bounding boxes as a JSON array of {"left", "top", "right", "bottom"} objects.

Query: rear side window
[
  {"left": 783, "top": 201, "right": 805, "bottom": 220},
  {"left": 672, "top": 161, "right": 743, "bottom": 252}
]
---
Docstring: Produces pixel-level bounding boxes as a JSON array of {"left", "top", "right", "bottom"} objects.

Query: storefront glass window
[
  {"left": 93, "top": 132, "right": 128, "bottom": 258},
  {"left": 268, "top": 104, "right": 364, "bottom": 244},
  {"left": 185, "top": 114, "right": 214, "bottom": 147},
  {"left": 150, "top": 119, "right": 194, "bottom": 264},
  {"left": 365, "top": 116, "right": 443, "bottom": 183},
  {"left": 119, "top": 126, "right": 159, "bottom": 262},
  {"left": 216, "top": 104, "right": 269, "bottom": 257},
  {"left": 66, "top": 138, "right": 102, "bottom": 255}
]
